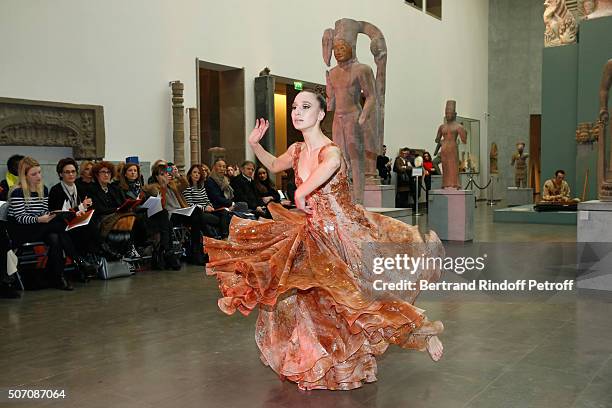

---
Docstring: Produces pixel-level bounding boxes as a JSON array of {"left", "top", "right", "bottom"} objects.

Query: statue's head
[
  {"left": 444, "top": 100, "right": 457, "bottom": 122},
  {"left": 333, "top": 39, "right": 353, "bottom": 63},
  {"left": 517, "top": 142, "right": 526, "bottom": 152},
  {"left": 332, "top": 18, "right": 360, "bottom": 62}
]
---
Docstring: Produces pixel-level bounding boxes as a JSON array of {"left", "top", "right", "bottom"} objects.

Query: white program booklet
[
  {"left": 170, "top": 205, "right": 196, "bottom": 217},
  {"left": 141, "top": 195, "right": 163, "bottom": 217}
]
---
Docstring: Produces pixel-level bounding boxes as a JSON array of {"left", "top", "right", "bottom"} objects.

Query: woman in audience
[
  {"left": 48, "top": 158, "right": 96, "bottom": 276},
  {"left": 143, "top": 164, "right": 220, "bottom": 264},
  {"left": 89, "top": 162, "right": 125, "bottom": 217},
  {"left": 76, "top": 160, "right": 94, "bottom": 196},
  {"left": 118, "top": 162, "right": 143, "bottom": 200},
  {"left": 117, "top": 162, "right": 177, "bottom": 269},
  {"left": 6, "top": 157, "right": 80, "bottom": 290},
  {"left": 184, "top": 164, "right": 230, "bottom": 238},
  {"left": 254, "top": 166, "right": 281, "bottom": 205}
]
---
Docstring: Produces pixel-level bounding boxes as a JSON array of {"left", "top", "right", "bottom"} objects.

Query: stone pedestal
[
  {"left": 431, "top": 175, "right": 442, "bottom": 191},
  {"left": 429, "top": 189, "right": 474, "bottom": 241},
  {"left": 364, "top": 184, "right": 396, "bottom": 208},
  {"left": 506, "top": 187, "right": 533, "bottom": 206},
  {"left": 576, "top": 200, "right": 612, "bottom": 291}
]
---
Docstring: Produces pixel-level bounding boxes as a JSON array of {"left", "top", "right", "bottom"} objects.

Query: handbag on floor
[{"left": 98, "top": 257, "right": 134, "bottom": 280}]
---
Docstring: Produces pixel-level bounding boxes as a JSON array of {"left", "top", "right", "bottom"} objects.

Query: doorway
[{"left": 196, "top": 59, "right": 245, "bottom": 167}]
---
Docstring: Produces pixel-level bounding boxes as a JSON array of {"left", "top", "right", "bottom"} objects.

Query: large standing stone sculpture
[
  {"left": 598, "top": 59, "right": 612, "bottom": 201},
  {"left": 322, "top": 18, "right": 386, "bottom": 204},
  {"left": 171, "top": 81, "right": 185, "bottom": 173},
  {"left": 434, "top": 100, "right": 467, "bottom": 190},
  {"left": 543, "top": 0, "right": 577, "bottom": 47},
  {"left": 583, "top": 0, "right": 612, "bottom": 19},
  {"left": 511, "top": 142, "right": 529, "bottom": 188},
  {"left": 490, "top": 143, "right": 499, "bottom": 174}
]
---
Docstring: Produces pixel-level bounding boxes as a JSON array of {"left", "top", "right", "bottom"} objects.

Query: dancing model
[{"left": 205, "top": 90, "right": 444, "bottom": 391}]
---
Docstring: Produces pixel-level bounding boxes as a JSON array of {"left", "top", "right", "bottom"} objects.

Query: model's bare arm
[
  {"left": 248, "top": 119, "right": 294, "bottom": 173},
  {"left": 294, "top": 146, "right": 341, "bottom": 213}
]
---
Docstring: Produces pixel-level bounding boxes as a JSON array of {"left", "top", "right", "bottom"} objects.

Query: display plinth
[
  {"left": 506, "top": 187, "right": 533, "bottom": 206},
  {"left": 363, "top": 184, "right": 396, "bottom": 208},
  {"left": 429, "top": 189, "right": 474, "bottom": 241},
  {"left": 577, "top": 200, "right": 612, "bottom": 291},
  {"left": 431, "top": 175, "right": 442, "bottom": 191}
]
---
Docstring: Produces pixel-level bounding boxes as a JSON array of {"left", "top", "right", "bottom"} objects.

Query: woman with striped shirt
[
  {"left": 7, "top": 157, "right": 79, "bottom": 290},
  {"left": 184, "top": 164, "right": 230, "bottom": 238}
]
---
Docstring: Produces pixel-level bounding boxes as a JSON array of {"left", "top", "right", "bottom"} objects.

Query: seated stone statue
[{"left": 541, "top": 170, "right": 579, "bottom": 202}]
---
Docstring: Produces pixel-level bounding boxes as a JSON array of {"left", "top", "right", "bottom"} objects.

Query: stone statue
[
  {"left": 543, "top": 0, "right": 577, "bottom": 47},
  {"left": 322, "top": 18, "right": 387, "bottom": 204},
  {"left": 511, "top": 142, "right": 529, "bottom": 188},
  {"left": 434, "top": 100, "right": 467, "bottom": 189},
  {"left": 598, "top": 59, "right": 612, "bottom": 200},
  {"left": 490, "top": 143, "right": 499, "bottom": 174},
  {"left": 583, "top": 0, "right": 612, "bottom": 19}
]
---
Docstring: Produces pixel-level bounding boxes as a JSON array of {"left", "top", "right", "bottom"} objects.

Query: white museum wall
[{"left": 0, "top": 0, "right": 488, "bottom": 172}]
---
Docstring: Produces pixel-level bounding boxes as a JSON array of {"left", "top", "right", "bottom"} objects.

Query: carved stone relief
[{"left": 0, "top": 97, "right": 105, "bottom": 159}]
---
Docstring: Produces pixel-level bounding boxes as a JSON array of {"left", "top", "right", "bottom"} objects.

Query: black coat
[
  {"left": 89, "top": 182, "right": 126, "bottom": 217},
  {"left": 48, "top": 183, "right": 86, "bottom": 212},
  {"left": 205, "top": 177, "right": 233, "bottom": 209},
  {"left": 231, "top": 175, "right": 264, "bottom": 211}
]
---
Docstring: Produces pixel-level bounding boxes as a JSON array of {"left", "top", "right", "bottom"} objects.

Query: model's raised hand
[{"left": 248, "top": 118, "right": 270, "bottom": 146}]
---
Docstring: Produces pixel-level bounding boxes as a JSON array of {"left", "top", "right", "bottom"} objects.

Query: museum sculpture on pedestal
[
  {"left": 322, "top": 18, "right": 387, "bottom": 204},
  {"left": 598, "top": 59, "right": 612, "bottom": 201},
  {"left": 434, "top": 100, "right": 467, "bottom": 189},
  {"left": 490, "top": 143, "right": 499, "bottom": 174},
  {"left": 543, "top": 0, "right": 577, "bottom": 47},
  {"left": 583, "top": 0, "right": 612, "bottom": 19},
  {"left": 511, "top": 142, "right": 529, "bottom": 188}
]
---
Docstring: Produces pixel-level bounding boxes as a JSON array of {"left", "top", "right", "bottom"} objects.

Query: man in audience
[
  {"left": 205, "top": 159, "right": 235, "bottom": 209},
  {"left": 0, "top": 154, "right": 24, "bottom": 201},
  {"left": 231, "top": 161, "right": 269, "bottom": 218}
]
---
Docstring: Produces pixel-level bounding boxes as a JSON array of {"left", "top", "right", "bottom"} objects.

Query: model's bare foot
[{"left": 426, "top": 336, "right": 443, "bottom": 362}]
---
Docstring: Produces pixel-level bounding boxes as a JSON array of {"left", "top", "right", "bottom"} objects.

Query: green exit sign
[{"left": 294, "top": 81, "right": 303, "bottom": 91}]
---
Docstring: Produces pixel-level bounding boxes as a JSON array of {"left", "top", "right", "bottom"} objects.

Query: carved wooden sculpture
[
  {"left": 171, "top": 81, "right": 185, "bottom": 173},
  {"left": 322, "top": 18, "right": 387, "bottom": 204},
  {"left": 188, "top": 107, "right": 200, "bottom": 165},
  {"left": 511, "top": 142, "right": 529, "bottom": 188},
  {"left": 598, "top": 59, "right": 612, "bottom": 201},
  {"left": 543, "top": 0, "right": 577, "bottom": 47}
]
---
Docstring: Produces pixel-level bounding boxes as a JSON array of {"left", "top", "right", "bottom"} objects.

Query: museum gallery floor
[{"left": 2, "top": 205, "right": 611, "bottom": 408}]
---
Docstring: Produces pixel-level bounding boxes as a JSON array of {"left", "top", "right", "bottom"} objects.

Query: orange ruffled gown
[{"left": 205, "top": 143, "right": 444, "bottom": 391}]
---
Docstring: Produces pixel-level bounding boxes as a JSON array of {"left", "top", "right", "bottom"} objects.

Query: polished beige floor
[{"left": 1, "top": 204, "right": 611, "bottom": 408}]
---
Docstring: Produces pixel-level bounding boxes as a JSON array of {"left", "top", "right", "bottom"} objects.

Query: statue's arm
[
  {"left": 434, "top": 126, "right": 442, "bottom": 156},
  {"left": 600, "top": 60, "right": 612, "bottom": 122},
  {"left": 326, "top": 70, "right": 335, "bottom": 112},
  {"left": 511, "top": 154, "right": 516, "bottom": 165},
  {"left": 357, "top": 66, "right": 376, "bottom": 126},
  {"left": 458, "top": 126, "right": 468, "bottom": 144}
]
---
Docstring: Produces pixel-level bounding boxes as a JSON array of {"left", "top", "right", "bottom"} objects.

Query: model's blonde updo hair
[{"left": 18, "top": 156, "right": 44, "bottom": 200}]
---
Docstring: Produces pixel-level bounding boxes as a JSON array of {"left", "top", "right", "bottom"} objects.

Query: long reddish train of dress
[{"left": 205, "top": 142, "right": 444, "bottom": 390}]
